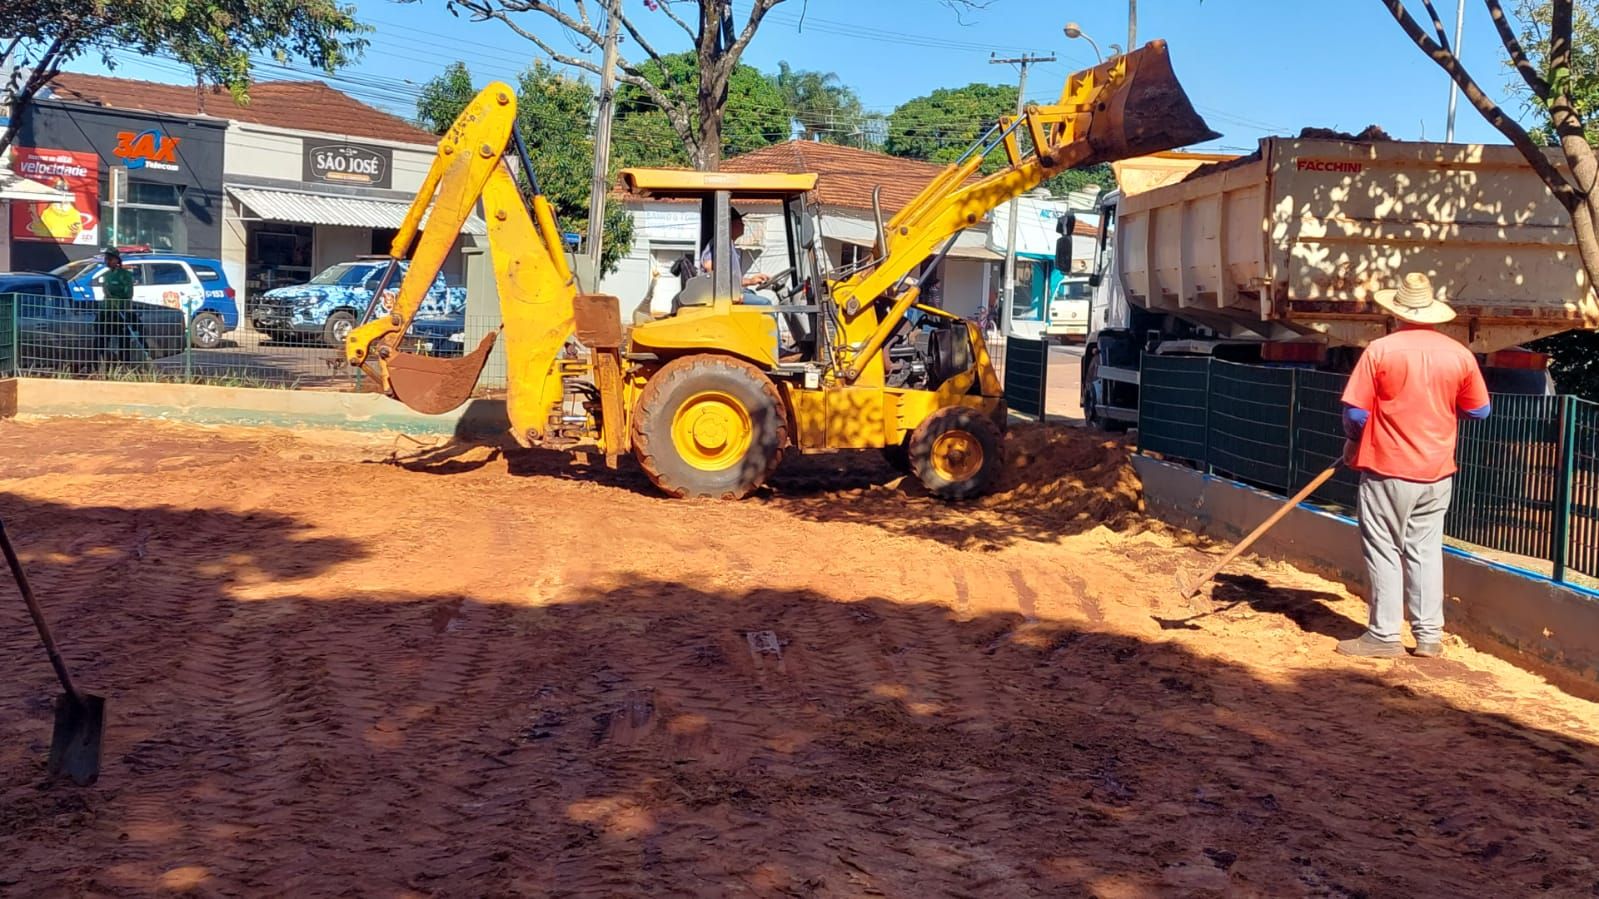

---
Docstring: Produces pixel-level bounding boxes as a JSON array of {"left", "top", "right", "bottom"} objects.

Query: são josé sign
[{"left": 302, "top": 139, "right": 392, "bottom": 190}]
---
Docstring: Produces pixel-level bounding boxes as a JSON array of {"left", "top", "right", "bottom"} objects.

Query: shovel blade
[
  {"left": 387, "top": 332, "right": 498, "bottom": 415},
  {"left": 48, "top": 692, "right": 104, "bottom": 786}
]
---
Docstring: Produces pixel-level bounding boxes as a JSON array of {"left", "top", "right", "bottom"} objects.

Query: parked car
[
  {"left": 52, "top": 253, "right": 240, "bottom": 350},
  {"left": 0, "top": 272, "right": 186, "bottom": 370},
  {"left": 404, "top": 312, "right": 467, "bottom": 358},
  {"left": 252, "top": 259, "right": 467, "bottom": 348},
  {"left": 1044, "top": 275, "right": 1092, "bottom": 340}
]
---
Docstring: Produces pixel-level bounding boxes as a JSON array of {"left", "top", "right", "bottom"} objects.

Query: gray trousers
[{"left": 1358, "top": 473, "right": 1452, "bottom": 644}]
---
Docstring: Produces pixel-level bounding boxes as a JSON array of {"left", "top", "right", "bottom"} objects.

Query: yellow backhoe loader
[{"left": 343, "top": 41, "right": 1215, "bottom": 500}]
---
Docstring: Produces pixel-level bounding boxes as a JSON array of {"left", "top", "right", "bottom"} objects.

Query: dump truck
[
  {"left": 1079, "top": 137, "right": 1594, "bottom": 428},
  {"left": 344, "top": 42, "right": 1216, "bottom": 498}
]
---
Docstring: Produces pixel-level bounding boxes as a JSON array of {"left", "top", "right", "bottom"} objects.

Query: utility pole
[
  {"left": 990, "top": 52, "right": 1055, "bottom": 337},
  {"left": 1128, "top": 0, "right": 1137, "bottom": 52},
  {"left": 1445, "top": 0, "right": 1465, "bottom": 141},
  {"left": 585, "top": 0, "right": 622, "bottom": 280}
]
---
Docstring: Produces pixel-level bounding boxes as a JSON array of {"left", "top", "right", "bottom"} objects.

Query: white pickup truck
[{"left": 1080, "top": 137, "right": 1574, "bottom": 427}]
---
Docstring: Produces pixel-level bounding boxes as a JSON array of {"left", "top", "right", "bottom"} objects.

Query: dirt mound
[
  {"left": 1296, "top": 124, "right": 1394, "bottom": 142},
  {"left": 979, "top": 424, "right": 1145, "bottom": 527},
  {"left": 766, "top": 423, "right": 1147, "bottom": 550}
]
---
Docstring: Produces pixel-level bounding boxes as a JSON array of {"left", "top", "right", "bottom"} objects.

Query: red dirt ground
[{"left": 1, "top": 416, "right": 1596, "bottom": 897}]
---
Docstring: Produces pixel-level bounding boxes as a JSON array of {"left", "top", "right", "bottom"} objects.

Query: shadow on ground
[
  {"left": 383, "top": 422, "right": 1152, "bottom": 551},
  {"left": 1, "top": 494, "right": 1595, "bottom": 896}
]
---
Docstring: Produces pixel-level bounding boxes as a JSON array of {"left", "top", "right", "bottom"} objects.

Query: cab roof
[{"left": 619, "top": 168, "right": 818, "bottom": 199}]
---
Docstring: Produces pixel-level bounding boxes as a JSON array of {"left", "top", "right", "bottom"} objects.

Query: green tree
[
  {"left": 413, "top": 61, "right": 634, "bottom": 274},
  {"left": 886, "top": 82, "right": 1016, "bottom": 166},
  {"left": 0, "top": 0, "right": 368, "bottom": 157},
  {"left": 886, "top": 83, "right": 1113, "bottom": 196},
  {"left": 1514, "top": 1, "right": 1599, "bottom": 144},
  {"left": 445, "top": 0, "right": 991, "bottom": 169},
  {"left": 772, "top": 61, "right": 868, "bottom": 144},
  {"left": 414, "top": 61, "right": 477, "bottom": 135},
  {"left": 611, "top": 51, "right": 789, "bottom": 167}
]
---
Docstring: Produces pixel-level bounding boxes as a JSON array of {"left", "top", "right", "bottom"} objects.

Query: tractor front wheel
[
  {"left": 909, "top": 406, "right": 1004, "bottom": 501},
  {"left": 631, "top": 354, "right": 788, "bottom": 499}
]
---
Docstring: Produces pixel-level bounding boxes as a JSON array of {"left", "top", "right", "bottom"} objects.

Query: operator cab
[{"left": 618, "top": 169, "right": 826, "bottom": 364}]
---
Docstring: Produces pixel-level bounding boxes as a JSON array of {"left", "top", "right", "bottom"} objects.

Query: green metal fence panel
[
  {"left": 1002, "top": 335, "right": 1049, "bottom": 418},
  {"left": 1207, "top": 360, "right": 1295, "bottom": 492},
  {"left": 1564, "top": 398, "right": 1599, "bottom": 578},
  {"left": 1290, "top": 368, "right": 1360, "bottom": 507},
  {"left": 1137, "top": 354, "right": 1211, "bottom": 463},
  {"left": 1447, "top": 394, "right": 1561, "bottom": 561},
  {"left": 0, "top": 294, "right": 15, "bottom": 377}
]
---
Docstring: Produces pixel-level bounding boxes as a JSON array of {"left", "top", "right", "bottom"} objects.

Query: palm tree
[{"left": 774, "top": 61, "right": 868, "bottom": 145}]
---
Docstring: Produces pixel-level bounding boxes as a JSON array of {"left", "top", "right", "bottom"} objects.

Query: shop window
[{"left": 101, "top": 180, "right": 187, "bottom": 252}]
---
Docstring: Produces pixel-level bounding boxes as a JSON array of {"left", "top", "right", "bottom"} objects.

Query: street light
[{"left": 1064, "top": 22, "right": 1103, "bottom": 63}]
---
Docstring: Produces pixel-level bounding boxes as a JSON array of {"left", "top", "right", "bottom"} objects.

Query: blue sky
[{"left": 76, "top": 0, "right": 1536, "bottom": 153}]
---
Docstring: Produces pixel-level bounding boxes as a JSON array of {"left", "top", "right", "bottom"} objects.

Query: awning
[{"left": 227, "top": 186, "right": 487, "bottom": 236}]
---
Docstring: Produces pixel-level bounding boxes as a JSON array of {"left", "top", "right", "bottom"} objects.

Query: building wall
[
  {"left": 221, "top": 122, "right": 465, "bottom": 303},
  {"left": 10, "top": 100, "right": 225, "bottom": 272}
]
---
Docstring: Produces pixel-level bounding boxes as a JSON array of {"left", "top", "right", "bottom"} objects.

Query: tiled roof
[
  {"left": 719, "top": 141, "right": 966, "bottom": 215},
  {"left": 47, "top": 72, "right": 436, "bottom": 146}
]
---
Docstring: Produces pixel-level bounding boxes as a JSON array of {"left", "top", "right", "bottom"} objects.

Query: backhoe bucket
[
  {"left": 387, "top": 332, "right": 498, "bottom": 415},
  {"left": 1076, "top": 40, "right": 1220, "bottom": 167}
]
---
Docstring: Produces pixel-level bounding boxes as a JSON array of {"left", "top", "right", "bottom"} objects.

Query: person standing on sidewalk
[
  {"left": 97, "top": 248, "right": 139, "bottom": 366},
  {"left": 1338, "top": 272, "right": 1491, "bottom": 659}
]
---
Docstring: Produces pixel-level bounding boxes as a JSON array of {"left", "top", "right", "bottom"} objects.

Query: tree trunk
[{"left": 696, "top": 76, "right": 726, "bottom": 170}]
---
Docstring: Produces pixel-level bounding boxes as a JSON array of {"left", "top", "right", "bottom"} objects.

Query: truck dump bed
[{"left": 1114, "top": 137, "right": 1597, "bottom": 352}]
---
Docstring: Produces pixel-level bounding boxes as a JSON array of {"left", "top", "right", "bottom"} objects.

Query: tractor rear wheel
[
  {"left": 631, "top": 354, "right": 788, "bottom": 499},
  {"left": 909, "top": 406, "right": 1004, "bottom": 501}
]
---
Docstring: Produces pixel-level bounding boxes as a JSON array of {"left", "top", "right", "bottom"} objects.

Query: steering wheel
[{"left": 757, "top": 267, "right": 807, "bottom": 303}]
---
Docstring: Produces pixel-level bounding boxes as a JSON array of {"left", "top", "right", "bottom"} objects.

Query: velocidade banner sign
[{"left": 11, "top": 146, "right": 99, "bottom": 245}]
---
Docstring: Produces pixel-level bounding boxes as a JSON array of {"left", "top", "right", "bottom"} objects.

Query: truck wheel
[
  {"left": 189, "top": 312, "right": 224, "bottom": 349},
  {"left": 323, "top": 310, "right": 356, "bottom": 348},
  {"left": 1083, "top": 353, "right": 1105, "bottom": 429},
  {"left": 631, "top": 354, "right": 788, "bottom": 499},
  {"left": 909, "top": 406, "right": 1004, "bottom": 501}
]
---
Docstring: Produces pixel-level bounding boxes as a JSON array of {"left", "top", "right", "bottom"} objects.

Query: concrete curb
[
  {"left": 10, "top": 377, "right": 511, "bottom": 438},
  {"left": 1134, "top": 454, "right": 1599, "bottom": 701}
]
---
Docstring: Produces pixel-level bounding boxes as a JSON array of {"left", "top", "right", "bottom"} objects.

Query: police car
[
  {"left": 251, "top": 258, "right": 467, "bottom": 348},
  {"left": 53, "top": 249, "right": 240, "bottom": 349}
]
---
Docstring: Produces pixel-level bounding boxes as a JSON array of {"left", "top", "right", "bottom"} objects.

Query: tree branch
[
  {"left": 614, "top": 2, "right": 672, "bottom": 66},
  {"left": 1378, "top": 0, "right": 1577, "bottom": 207},
  {"left": 1485, "top": 0, "right": 1550, "bottom": 100},
  {"left": 726, "top": 0, "right": 785, "bottom": 66},
  {"left": 1420, "top": 0, "right": 1453, "bottom": 50},
  {"left": 654, "top": 1, "right": 699, "bottom": 41},
  {"left": 1548, "top": 0, "right": 1598, "bottom": 196}
]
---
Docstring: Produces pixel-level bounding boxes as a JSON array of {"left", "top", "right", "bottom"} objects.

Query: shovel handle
[
  {"left": 0, "top": 519, "right": 82, "bottom": 702},
  {"left": 1180, "top": 464, "right": 1342, "bottom": 598}
]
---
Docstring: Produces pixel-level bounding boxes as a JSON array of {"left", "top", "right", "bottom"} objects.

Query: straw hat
[{"left": 1373, "top": 272, "right": 1456, "bottom": 324}]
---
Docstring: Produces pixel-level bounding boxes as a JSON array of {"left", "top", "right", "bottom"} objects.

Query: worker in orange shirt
[{"left": 1338, "top": 272, "right": 1491, "bottom": 659}]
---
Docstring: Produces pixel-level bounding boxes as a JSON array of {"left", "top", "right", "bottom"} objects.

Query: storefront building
[
  {"left": 4, "top": 98, "right": 226, "bottom": 273},
  {"left": 23, "top": 73, "right": 481, "bottom": 309}
]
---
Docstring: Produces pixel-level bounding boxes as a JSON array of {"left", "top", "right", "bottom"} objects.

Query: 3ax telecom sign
[
  {"left": 302, "top": 139, "right": 392, "bottom": 189},
  {"left": 113, "top": 129, "right": 181, "bottom": 172}
]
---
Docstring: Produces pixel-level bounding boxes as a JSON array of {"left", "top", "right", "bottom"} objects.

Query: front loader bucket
[
  {"left": 387, "top": 332, "right": 498, "bottom": 415},
  {"left": 1076, "top": 40, "right": 1220, "bottom": 167}
]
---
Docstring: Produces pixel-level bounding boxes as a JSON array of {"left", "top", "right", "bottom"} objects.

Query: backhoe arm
[
  {"left": 344, "top": 82, "right": 581, "bottom": 443},
  {"left": 830, "top": 41, "right": 1215, "bottom": 376}
]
